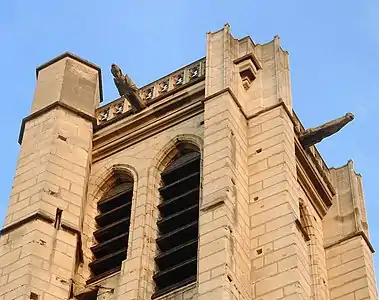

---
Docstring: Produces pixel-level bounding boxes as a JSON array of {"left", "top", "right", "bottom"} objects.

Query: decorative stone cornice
[
  {"left": 92, "top": 82, "right": 205, "bottom": 162},
  {"left": 295, "top": 137, "right": 334, "bottom": 218},
  {"left": 96, "top": 58, "right": 206, "bottom": 125}
]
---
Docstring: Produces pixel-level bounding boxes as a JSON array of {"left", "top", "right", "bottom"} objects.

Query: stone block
[
  {"left": 329, "top": 267, "right": 367, "bottom": 290},
  {"left": 0, "top": 248, "right": 21, "bottom": 269},
  {"left": 255, "top": 268, "right": 301, "bottom": 296},
  {"left": 265, "top": 213, "right": 295, "bottom": 232},
  {"left": 198, "top": 249, "right": 227, "bottom": 274},
  {"left": 252, "top": 262, "right": 278, "bottom": 279},
  {"left": 0, "top": 275, "right": 30, "bottom": 296},
  {"left": 328, "top": 257, "right": 366, "bottom": 279},
  {"left": 32, "top": 53, "right": 101, "bottom": 116},
  {"left": 330, "top": 277, "right": 368, "bottom": 299},
  {"left": 250, "top": 202, "right": 293, "bottom": 229},
  {"left": 198, "top": 275, "right": 226, "bottom": 295},
  {"left": 199, "top": 237, "right": 227, "bottom": 259}
]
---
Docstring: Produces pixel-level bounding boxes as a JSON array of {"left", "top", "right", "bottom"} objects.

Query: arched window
[
  {"left": 152, "top": 149, "right": 201, "bottom": 298},
  {"left": 88, "top": 175, "right": 133, "bottom": 284}
]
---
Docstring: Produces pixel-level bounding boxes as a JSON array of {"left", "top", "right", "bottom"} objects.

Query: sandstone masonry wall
[
  {"left": 86, "top": 114, "right": 204, "bottom": 300},
  {"left": 0, "top": 54, "right": 100, "bottom": 300},
  {"left": 324, "top": 162, "right": 378, "bottom": 300},
  {"left": 0, "top": 27, "right": 377, "bottom": 300}
]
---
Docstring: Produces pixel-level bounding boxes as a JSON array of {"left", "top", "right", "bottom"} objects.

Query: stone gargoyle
[
  {"left": 299, "top": 112, "right": 355, "bottom": 148},
  {"left": 111, "top": 64, "right": 146, "bottom": 113}
]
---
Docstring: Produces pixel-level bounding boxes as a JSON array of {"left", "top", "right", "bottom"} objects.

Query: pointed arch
[
  {"left": 89, "top": 163, "right": 138, "bottom": 204},
  {"left": 84, "top": 163, "right": 138, "bottom": 284},
  {"left": 152, "top": 134, "right": 203, "bottom": 175},
  {"left": 139, "top": 133, "right": 203, "bottom": 299}
]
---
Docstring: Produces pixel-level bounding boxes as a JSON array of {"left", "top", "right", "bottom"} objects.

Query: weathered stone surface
[
  {"left": 0, "top": 26, "right": 376, "bottom": 300},
  {"left": 0, "top": 52, "right": 100, "bottom": 300}
]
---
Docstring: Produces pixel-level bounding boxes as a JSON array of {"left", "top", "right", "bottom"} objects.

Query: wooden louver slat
[
  {"left": 88, "top": 184, "right": 133, "bottom": 285},
  {"left": 152, "top": 151, "right": 201, "bottom": 299}
]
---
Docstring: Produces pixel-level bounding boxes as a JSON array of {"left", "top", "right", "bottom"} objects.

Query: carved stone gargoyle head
[
  {"left": 111, "top": 64, "right": 122, "bottom": 79},
  {"left": 110, "top": 63, "right": 146, "bottom": 113},
  {"left": 299, "top": 112, "right": 355, "bottom": 148},
  {"left": 345, "top": 112, "right": 355, "bottom": 121}
]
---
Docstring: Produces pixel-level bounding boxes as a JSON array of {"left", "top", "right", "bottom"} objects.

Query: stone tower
[{"left": 0, "top": 25, "right": 377, "bottom": 300}]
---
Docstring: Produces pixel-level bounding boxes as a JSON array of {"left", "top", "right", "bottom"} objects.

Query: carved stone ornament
[
  {"left": 299, "top": 112, "right": 355, "bottom": 148},
  {"left": 159, "top": 80, "right": 169, "bottom": 93},
  {"left": 99, "top": 109, "right": 109, "bottom": 122},
  {"left": 143, "top": 87, "right": 154, "bottom": 101},
  {"left": 173, "top": 72, "right": 184, "bottom": 86},
  {"left": 234, "top": 53, "right": 260, "bottom": 90},
  {"left": 189, "top": 65, "right": 200, "bottom": 80},
  {"left": 111, "top": 64, "right": 146, "bottom": 113},
  {"left": 114, "top": 101, "right": 124, "bottom": 114}
]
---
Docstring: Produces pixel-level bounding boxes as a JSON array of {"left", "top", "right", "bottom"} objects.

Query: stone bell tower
[
  {"left": 0, "top": 25, "right": 377, "bottom": 300},
  {"left": 0, "top": 53, "right": 101, "bottom": 299}
]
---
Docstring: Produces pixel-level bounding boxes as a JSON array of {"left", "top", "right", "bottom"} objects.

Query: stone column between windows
[
  {"left": 114, "top": 172, "right": 152, "bottom": 300},
  {"left": 199, "top": 90, "right": 251, "bottom": 300}
]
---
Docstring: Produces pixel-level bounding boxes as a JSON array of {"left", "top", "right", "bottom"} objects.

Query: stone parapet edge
[{"left": 324, "top": 230, "right": 375, "bottom": 253}]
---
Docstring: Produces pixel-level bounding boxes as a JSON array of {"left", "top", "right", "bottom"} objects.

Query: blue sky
[{"left": 1, "top": 0, "right": 378, "bottom": 281}]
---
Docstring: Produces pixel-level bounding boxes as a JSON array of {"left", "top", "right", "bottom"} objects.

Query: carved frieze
[{"left": 96, "top": 58, "right": 206, "bottom": 125}]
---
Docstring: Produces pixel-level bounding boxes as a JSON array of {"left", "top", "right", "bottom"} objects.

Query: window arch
[
  {"left": 152, "top": 146, "right": 201, "bottom": 298},
  {"left": 88, "top": 171, "right": 134, "bottom": 284}
]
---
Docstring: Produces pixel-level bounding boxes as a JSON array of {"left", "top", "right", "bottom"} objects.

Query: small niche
[
  {"left": 253, "top": 196, "right": 259, "bottom": 201},
  {"left": 54, "top": 208, "right": 63, "bottom": 229},
  {"left": 30, "top": 292, "right": 39, "bottom": 300},
  {"left": 57, "top": 134, "right": 67, "bottom": 142},
  {"left": 47, "top": 189, "right": 58, "bottom": 196},
  {"left": 256, "top": 148, "right": 262, "bottom": 154},
  {"left": 256, "top": 248, "right": 263, "bottom": 255}
]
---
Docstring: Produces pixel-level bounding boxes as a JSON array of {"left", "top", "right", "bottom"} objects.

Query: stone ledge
[
  {"left": 324, "top": 231, "right": 375, "bottom": 254},
  {"left": 92, "top": 90, "right": 204, "bottom": 162},
  {"left": 0, "top": 210, "right": 54, "bottom": 236},
  {"left": 203, "top": 87, "right": 247, "bottom": 119},
  {"left": 18, "top": 101, "right": 97, "bottom": 144}
]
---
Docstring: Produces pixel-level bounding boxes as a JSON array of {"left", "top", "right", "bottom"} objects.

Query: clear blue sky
[{"left": 1, "top": 0, "right": 378, "bottom": 281}]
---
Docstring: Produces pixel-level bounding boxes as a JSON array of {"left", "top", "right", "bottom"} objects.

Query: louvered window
[
  {"left": 152, "top": 151, "right": 201, "bottom": 298},
  {"left": 88, "top": 182, "right": 133, "bottom": 284}
]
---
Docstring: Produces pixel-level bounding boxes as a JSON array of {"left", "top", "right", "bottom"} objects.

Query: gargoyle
[
  {"left": 299, "top": 112, "right": 354, "bottom": 148},
  {"left": 111, "top": 64, "right": 146, "bottom": 113}
]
